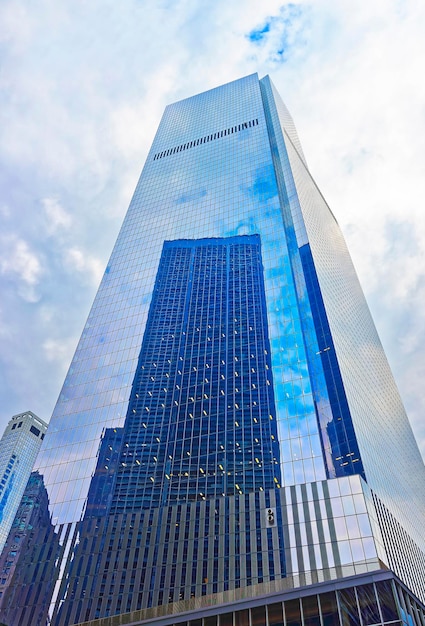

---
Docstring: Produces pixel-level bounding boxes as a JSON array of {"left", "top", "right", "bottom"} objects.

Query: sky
[{"left": 0, "top": 0, "right": 424, "bottom": 461}]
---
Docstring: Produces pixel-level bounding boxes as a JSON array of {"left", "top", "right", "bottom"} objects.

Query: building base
[{"left": 75, "top": 570, "right": 425, "bottom": 626}]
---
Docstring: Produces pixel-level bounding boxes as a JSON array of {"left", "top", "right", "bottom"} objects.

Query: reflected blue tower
[
  {"left": 2, "top": 74, "right": 425, "bottom": 626},
  {"left": 112, "top": 236, "right": 281, "bottom": 511}
]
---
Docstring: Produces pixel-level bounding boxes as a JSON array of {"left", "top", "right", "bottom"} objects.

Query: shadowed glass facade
[{"left": 2, "top": 74, "right": 425, "bottom": 626}]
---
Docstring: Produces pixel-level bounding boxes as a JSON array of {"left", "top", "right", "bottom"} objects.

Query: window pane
[
  {"left": 357, "top": 584, "right": 380, "bottom": 624},
  {"left": 251, "top": 606, "right": 266, "bottom": 626},
  {"left": 319, "top": 591, "right": 340, "bottom": 626},
  {"left": 220, "top": 613, "right": 233, "bottom": 626},
  {"left": 267, "top": 602, "right": 284, "bottom": 626},
  {"left": 376, "top": 580, "right": 399, "bottom": 622},
  {"left": 302, "top": 594, "right": 320, "bottom": 626},
  {"left": 234, "top": 609, "right": 249, "bottom": 626},
  {"left": 339, "top": 587, "right": 361, "bottom": 626},
  {"left": 404, "top": 593, "right": 422, "bottom": 626},
  {"left": 285, "top": 598, "right": 301, "bottom": 626}
]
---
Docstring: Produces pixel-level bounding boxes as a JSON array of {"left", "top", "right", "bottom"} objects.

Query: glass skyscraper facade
[
  {"left": 1, "top": 74, "right": 425, "bottom": 626},
  {"left": 0, "top": 411, "right": 47, "bottom": 555},
  {"left": 111, "top": 235, "right": 281, "bottom": 510}
]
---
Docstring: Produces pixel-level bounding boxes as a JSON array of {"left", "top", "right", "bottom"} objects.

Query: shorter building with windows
[
  {"left": 0, "top": 470, "right": 59, "bottom": 619},
  {"left": 0, "top": 411, "right": 48, "bottom": 554}
]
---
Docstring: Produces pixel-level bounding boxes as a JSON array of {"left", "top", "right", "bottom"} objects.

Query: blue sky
[{"left": 1, "top": 0, "right": 424, "bottom": 460}]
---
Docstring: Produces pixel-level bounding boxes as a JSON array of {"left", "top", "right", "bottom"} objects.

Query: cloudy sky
[{"left": 1, "top": 0, "right": 424, "bottom": 460}]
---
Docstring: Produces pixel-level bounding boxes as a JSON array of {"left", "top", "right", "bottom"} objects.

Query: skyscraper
[
  {"left": 2, "top": 74, "right": 425, "bottom": 626},
  {"left": 0, "top": 411, "right": 47, "bottom": 554}
]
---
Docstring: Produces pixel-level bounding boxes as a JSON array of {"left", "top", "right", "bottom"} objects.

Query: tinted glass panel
[
  {"left": 319, "top": 591, "right": 340, "bottom": 626},
  {"left": 302, "top": 594, "right": 320, "bottom": 626},
  {"left": 267, "top": 602, "right": 284, "bottom": 626},
  {"left": 357, "top": 584, "right": 380, "bottom": 625},
  {"left": 339, "top": 587, "right": 361, "bottom": 626},
  {"left": 285, "top": 598, "right": 302, "bottom": 626},
  {"left": 403, "top": 594, "right": 422, "bottom": 626},
  {"left": 220, "top": 613, "right": 233, "bottom": 626},
  {"left": 376, "top": 580, "right": 399, "bottom": 622},
  {"left": 30, "top": 425, "right": 41, "bottom": 437},
  {"left": 235, "top": 609, "right": 249, "bottom": 626},
  {"left": 251, "top": 606, "right": 266, "bottom": 626}
]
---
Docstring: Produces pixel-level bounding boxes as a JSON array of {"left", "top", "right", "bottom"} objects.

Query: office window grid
[
  {"left": 260, "top": 76, "right": 365, "bottom": 483},
  {"left": 373, "top": 494, "right": 425, "bottom": 603},
  {"left": 49, "top": 489, "right": 286, "bottom": 623},
  {"left": 111, "top": 236, "right": 281, "bottom": 513},
  {"left": 299, "top": 243, "right": 364, "bottom": 479},
  {"left": 0, "top": 412, "right": 48, "bottom": 553},
  {"left": 49, "top": 475, "right": 379, "bottom": 622},
  {"left": 269, "top": 75, "right": 425, "bottom": 557}
]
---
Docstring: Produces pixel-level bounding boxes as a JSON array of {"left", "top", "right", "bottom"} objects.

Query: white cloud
[
  {"left": 0, "top": 204, "right": 11, "bottom": 218},
  {"left": 0, "top": 235, "right": 43, "bottom": 301},
  {"left": 0, "top": 237, "right": 41, "bottom": 285},
  {"left": 64, "top": 247, "right": 104, "bottom": 286},
  {"left": 43, "top": 336, "right": 77, "bottom": 365},
  {"left": 42, "top": 197, "right": 72, "bottom": 233}
]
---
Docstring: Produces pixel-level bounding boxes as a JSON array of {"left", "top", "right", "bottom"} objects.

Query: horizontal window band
[{"left": 153, "top": 119, "right": 259, "bottom": 161}]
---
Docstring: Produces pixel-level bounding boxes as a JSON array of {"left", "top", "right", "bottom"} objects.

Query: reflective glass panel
[
  {"left": 235, "top": 610, "right": 249, "bottom": 626},
  {"left": 220, "top": 614, "right": 233, "bottom": 626},
  {"left": 339, "top": 587, "right": 361, "bottom": 626},
  {"left": 357, "top": 584, "right": 380, "bottom": 625},
  {"left": 285, "top": 598, "right": 302, "bottom": 626},
  {"left": 319, "top": 591, "right": 340, "bottom": 626},
  {"left": 302, "top": 594, "right": 320, "bottom": 626},
  {"left": 376, "top": 580, "right": 399, "bottom": 622},
  {"left": 251, "top": 606, "right": 266, "bottom": 626},
  {"left": 267, "top": 602, "right": 284, "bottom": 626}
]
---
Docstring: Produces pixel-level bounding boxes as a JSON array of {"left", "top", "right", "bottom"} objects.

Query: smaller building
[
  {"left": 0, "top": 411, "right": 47, "bottom": 554},
  {"left": 0, "top": 472, "right": 50, "bottom": 608}
]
